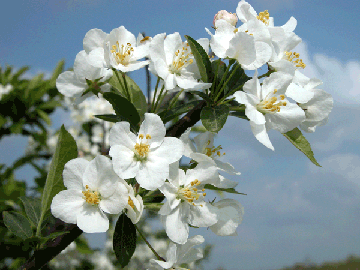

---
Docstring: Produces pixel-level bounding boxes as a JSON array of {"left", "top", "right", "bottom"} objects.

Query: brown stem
[{"left": 19, "top": 221, "right": 82, "bottom": 270}]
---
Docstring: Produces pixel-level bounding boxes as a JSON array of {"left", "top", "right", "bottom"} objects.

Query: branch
[
  {"left": 19, "top": 220, "right": 82, "bottom": 270},
  {"left": 166, "top": 100, "right": 206, "bottom": 137}
]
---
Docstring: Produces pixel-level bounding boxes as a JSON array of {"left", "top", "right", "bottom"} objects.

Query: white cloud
[
  {"left": 309, "top": 153, "right": 360, "bottom": 189},
  {"left": 295, "top": 42, "right": 360, "bottom": 105}
]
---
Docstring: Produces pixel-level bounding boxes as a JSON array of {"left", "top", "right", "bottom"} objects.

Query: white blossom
[
  {"left": 51, "top": 155, "right": 128, "bottom": 233},
  {"left": 109, "top": 113, "right": 183, "bottom": 190}
]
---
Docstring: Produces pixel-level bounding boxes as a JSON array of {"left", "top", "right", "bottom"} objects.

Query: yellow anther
[
  {"left": 203, "top": 193, "right": 206, "bottom": 196},
  {"left": 169, "top": 43, "right": 194, "bottom": 75},
  {"left": 146, "top": 134, "right": 151, "bottom": 139},
  {"left": 257, "top": 10, "right": 270, "bottom": 25},
  {"left": 202, "top": 189, "right": 205, "bottom": 191},
  {"left": 193, "top": 187, "right": 197, "bottom": 191},
  {"left": 140, "top": 36, "right": 150, "bottom": 43},
  {"left": 110, "top": 41, "right": 134, "bottom": 66},
  {"left": 273, "top": 89, "right": 278, "bottom": 94},
  {"left": 139, "top": 134, "right": 144, "bottom": 139},
  {"left": 280, "top": 95, "right": 285, "bottom": 100},
  {"left": 284, "top": 51, "right": 306, "bottom": 69},
  {"left": 128, "top": 196, "right": 135, "bottom": 209},
  {"left": 134, "top": 142, "right": 150, "bottom": 158},
  {"left": 82, "top": 186, "right": 100, "bottom": 205}
]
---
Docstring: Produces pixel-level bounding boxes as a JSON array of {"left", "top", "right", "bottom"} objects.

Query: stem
[
  {"left": 151, "top": 77, "right": 161, "bottom": 112},
  {"left": 221, "top": 97, "right": 235, "bottom": 105},
  {"left": 113, "top": 69, "right": 127, "bottom": 99},
  {"left": 168, "top": 89, "right": 185, "bottom": 110},
  {"left": 153, "top": 85, "right": 165, "bottom": 113},
  {"left": 121, "top": 72, "right": 131, "bottom": 101},
  {"left": 214, "top": 63, "right": 241, "bottom": 102},
  {"left": 212, "top": 61, "right": 232, "bottom": 99},
  {"left": 258, "top": 69, "right": 274, "bottom": 79},
  {"left": 134, "top": 224, "right": 166, "bottom": 262}
]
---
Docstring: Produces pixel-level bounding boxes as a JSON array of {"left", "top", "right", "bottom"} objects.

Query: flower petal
[
  {"left": 51, "top": 190, "right": 84, "bottom": 224},
  {"left": 63, "top": 158, "right": 89, "bottom": 190},
  {"left": 139, "top": 113, "right": 166, "bottom": 149},
  {"left": 109, "top": 145, "right": 139, "bottom": 179},
  {"left": 77, "top": 204, "right": 109, "bottom": 233},
  {"left": 161, "top": 203, "right": 190, "bottom": 244}
]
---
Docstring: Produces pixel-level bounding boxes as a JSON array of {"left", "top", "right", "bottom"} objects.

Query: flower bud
[{"left": 213, "top": 10, "right": 238, "bottom": 27}]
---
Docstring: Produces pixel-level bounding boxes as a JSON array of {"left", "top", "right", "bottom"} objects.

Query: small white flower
[
  {"left": 51, "top": 155, "right": 128, "bottom": 233},
  {"left": 0, "top": 84, "right": 13, "bottom": 99},
  {"left": 234, "top": 71, "right": 305, "bottom": 150},
  {"left": 104, "top": 26, "right": 150, "bottom": 72},
  {"left": 159, "top": 162, "right": 218, "bottom": 244},
  {"left": 56, "top": 50, "right": 112, "bottom": 104},
  {"left": 109, "top": 113, "right": 183, "bottom": 190},
  {"left": 122, "top": 180, "right": 144, "bottom": 224},
  {"left": 149, "top": 32, "right": 212, "bottom": 91},
  {"left": 299, "top": 88, "right": 333, "bottom": 133},
  {"left": 210, "top": 199, "right": 244, "bottom": 236},
  {"left": 148, "top": 235, "right": 205, "bottom": 270},
  {"left": 180, "top": 129, "right": 240, "bottom": 188}
]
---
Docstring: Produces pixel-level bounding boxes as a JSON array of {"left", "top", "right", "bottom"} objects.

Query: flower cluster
[{"left": 51, "top": 0, "right": 333, "bottom": 268}]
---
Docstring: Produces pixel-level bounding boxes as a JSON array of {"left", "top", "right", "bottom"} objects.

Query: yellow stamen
[
  {"left": 284, "top": 51, "right": 306, "bottom": 69},
  {"left": 82, "top": 185, "right": 100, "bottom": 205},
  {"left": 257, "top": 10, "right": 270, "bottom": 25}
]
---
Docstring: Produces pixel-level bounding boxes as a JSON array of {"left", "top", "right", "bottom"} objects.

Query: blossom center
[
  {"left": 128, "top": 196, "right": 136, "bottom": 209},
  {"left": 82, "top": 185, "right": 100, "bottom": 205},
  {"left": 111, "top": 41, "right": 134, "bottom": 66},
  {"left": 177, "top": 179, "right": 206, "bottom": 206},
  {"left": 284, "top": 51, "right": 306, "bottom": 69},
  {"left": 168, "top": 44, "right": 194, "bottom": 75},
  {"left": 257, "top": 10, "right": 270, "bottom": 25},
  {"left": 256, "top": 89, "right": 287, "bottom": 114},
  {"left": 205, "top": 140, "right": 225, "bottom": 158},
  {"left": 134, "top": 134, "right": 151, "bottom": 161}
]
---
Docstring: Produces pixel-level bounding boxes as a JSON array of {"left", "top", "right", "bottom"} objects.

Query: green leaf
[
  {"left": 204, "top": 184, "right": 247, "bottom": 195},
  {"left": 3, "top": 211, "right": 33, "bottom": 240},
  {"left": 158, "top": 100, "right": 201, "bottom": 123},
  {"left": 200, "top": 104, "right": 229, "bottom": 132},
  {"left": 75, "top": 236, "right": 94, "bottom": 254},
  {"left": 225, "top": 62, "right": 249, "bottom": 95},
  {"left": 109, "top": 71, "right": 147, "bottom": 119},
  {"left": 102, "top": 92, "right": 140, "bottom": 130},
  {"left": 113, "top": 213, "right": 137, "bottom": 268},
  {"left": 40, "top": 231, "right": 70, "bottom": 244},
  {"left": 38, "top": 100, "right": 62, "bottom": 110},
  {"left": 20, "top": 197, "right": 41, "bottom": 227},
  {"left": 49, "top": 60, "right": 65, "bottom": 88},
  {"left": 187, "top": 90, "right": 212, "bottom": 104},
  {"left": 185, "top": 35, "right": 213, "bottom": 83},
  {"left": 38, "top": 125, "right": 78, "bottom": 236},
  {"left": 94, "top": 114, "right": 123, "bottom": 123},
  {"left": 283, "top": 127, "right": 321, "bottom": 167},
  {"left": 37, "top": 109, "right": 52, "bottom": 125}
]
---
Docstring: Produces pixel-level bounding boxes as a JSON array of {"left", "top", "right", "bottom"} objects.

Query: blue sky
[{"left": 1, "top": 0, "right": 360, "bottom": 269}]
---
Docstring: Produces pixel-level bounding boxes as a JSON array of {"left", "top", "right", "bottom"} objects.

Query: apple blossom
[
  {"left": 210, "top": 199, "right": 244, "bottom": 236},
  {"left": 234, "top": 71, "right": 305, "bottom": 150},
  {"left": 148, "top": 235, "right": 205, "bottom": 270},
  {"left": 56, "top": 50, "right": 112, "bottom": 104},
  {"left": 51, "top": 155, "right": 128, "bottom": 233},
  {"left": 109, "top": 113, "right": 183, "bottom": 190},
  {"left": 180, "top": 129, "right": 239, "bottom": 188},
  {"left": 158, "top": 162, "right": 219, "bottom": 244},
  {"left": 149, "top": 32, "right": 212, "bottom": 91}
]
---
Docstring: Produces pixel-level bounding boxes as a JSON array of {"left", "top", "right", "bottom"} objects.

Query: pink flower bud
[{"left": 213, "top": 10, "right": 238, "bottom": 27}]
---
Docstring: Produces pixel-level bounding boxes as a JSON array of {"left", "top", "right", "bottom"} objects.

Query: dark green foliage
[{"left": 113, "top": 213, "right": 137, "bottom": 268}]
